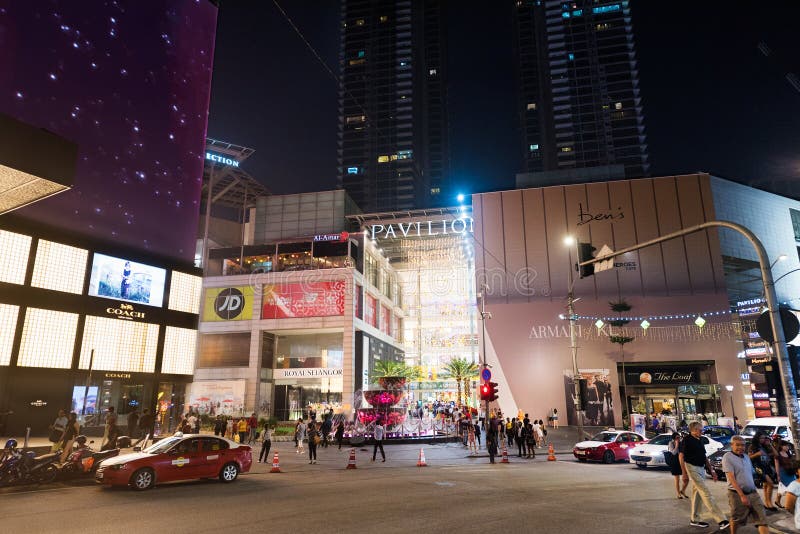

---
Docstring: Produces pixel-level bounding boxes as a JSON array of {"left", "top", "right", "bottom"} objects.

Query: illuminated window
[
  {"left": 592, "top": 4, "right": 620, "bottom": 14},
  {"left": 18, "top": 308, "right": 78, "bottom": 368},
  {"left": 568, "top": 53, "right": 575, "bottom": 61},
  {"left": 0, "top": 304, "right": 19, "bottom": 365},
  {"left": 378, "top": 155, "right": 390, "bottom": 163},
  {"left": 168, "top": 271, "right": 202, "bottom": 314},
  {"left": 572, "top": 9, "right": 582, "bottom": 16},
  {"left": 347, "top": 167, "right": 359, "bottom": 175},
  {"left": 345, "top": 115, "right": 366, "bottom": 125},
  {"left": 390, "top": 154, "right": 398, "bottom": 161},
  {"left": 562, "top": 11, "right": 570, "bottom": 18},
  {"left": 397, "top": 150, "right": 413, "bottom": 160},
  {"left": 614, "top": 102, "right": 623, "bottom": 110},
  {"left": 429, "top": 68, "right": 437, "bottom": 76},
  {"left": 162, "top": 327, "right": 197, "bottom": 375},
  {"left": 561, "top": 146, "right": 573, "bottom": 152},
  {"left": 348, "top": 58, "right": 365, "bottom": 66},
  {"left": 79, "top": 316, "right": 159, "bottom": 372},
  {"left": 357, "top": 50, "right": 365, "bottom": 58},
  {"left": 355, "top": 18, "right": 365, "bottom": 26},
  {"left": 527, "top": 103, "right": 537, "bottom": 111},
  {"left": 31, "top": 240, "right": 88, "bottom": 294},
  {"left": 0, "top": 230, "right": 31, "bottom": 285},
  {"left": 380, "top": 15, "right": 388, "bottom": 23},
  {"left": 431, "top": 187, "right": 440, "bottom": 194},
  {"left": 529, "top": 144, "right": 539, "bottom": 151}
]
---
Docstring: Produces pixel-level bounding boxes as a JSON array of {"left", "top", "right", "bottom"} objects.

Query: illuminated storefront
[{"left": 0, "top": 221, "right": 201, "bottom": 437}]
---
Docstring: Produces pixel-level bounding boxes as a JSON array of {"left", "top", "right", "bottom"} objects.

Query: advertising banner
[
  {"left": 187, "top": 380, "right": 245, "bottom": 416},
  {"left": 262, "top": 281, "right": 345, "bottom": 319},
  {"left": 365, "top": 293, "right": 377, "bottom": 327},
  {"left": 624, "top": 366, "right": 699, "bottom": 386},
  {"left": 88, "top": 252, "right": 166, "bottom": 307},
  {"left": 563, "top": 369, "right": 615, "bottom": 427},
  {"left": 203, "top": 286, "right": 255, "bottom": 321}
]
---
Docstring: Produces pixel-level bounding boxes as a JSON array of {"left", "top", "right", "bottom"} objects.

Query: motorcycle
[
  {"left": 0, "top": 439, "right": 60, "bottom": 486},
  {"left": 57, "top": 436, "right": 119, "bottom": 479}
]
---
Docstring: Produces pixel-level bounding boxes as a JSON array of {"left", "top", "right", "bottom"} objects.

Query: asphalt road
[{"left": 2, "top": 442, "right": 795, "bottom": 534}]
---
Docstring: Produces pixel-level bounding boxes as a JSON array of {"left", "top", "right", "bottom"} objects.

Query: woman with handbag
[
  {"left": 307, "top": 421, "right": 319, "bottom": 464},
  {"left": 750, "top": 431, "right": 779, "bottom": 511}
]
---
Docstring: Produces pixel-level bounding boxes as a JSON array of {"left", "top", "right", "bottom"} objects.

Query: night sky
[
  {"left": 0, "top": 0, "right": 218, "bottom": 261},
  {"left": 209, "top": 1, "right": 800, "bottom": 202}
]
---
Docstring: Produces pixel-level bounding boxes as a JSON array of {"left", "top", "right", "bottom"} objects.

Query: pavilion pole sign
[
  {"left": 370, "top": 217, "right": 474, "bottom": 240},
  {"left": 205, "top": 152, "right": 240, "bottom": 168}
]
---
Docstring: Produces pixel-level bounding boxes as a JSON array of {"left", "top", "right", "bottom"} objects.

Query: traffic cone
[
  {"left": 346, "top": 447, "right": 357, "bottom": 469},
  {"left": 417, "top": 448, "right": 428, "bottom": 467},
  {"left": 269, "top": 452, "right": 281, "bottom": 473},
  {"left": 547, "top": 443, "right": 556, "bottom": 461},
  {"left": 501, "top": 444, "right": 510, "bottom": 463}
]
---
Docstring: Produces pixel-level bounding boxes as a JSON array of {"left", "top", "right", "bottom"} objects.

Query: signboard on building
[
  {"left": 625, "top": 366, "right": 699, "bottom": 385},
  {"left": 187, "top": 380, "right": 245, "bottom": 416},
  {"left": 370, "top": 217, "right": 473, "bottom": 240},
  {"left": 203, "top": 286, "right": 255, "bottom": 321},
  {"left": 273, "top": 368, "right": 343, "bottom": 380},
  {"left": 262, "top": 281, "right": 345, "bottom": 319}
]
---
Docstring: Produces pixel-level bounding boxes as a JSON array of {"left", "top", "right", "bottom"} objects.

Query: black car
[{"left": 706, "top": 439, "right": 762, "bottom": 488}]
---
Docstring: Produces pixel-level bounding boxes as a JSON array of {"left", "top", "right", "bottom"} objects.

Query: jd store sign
[
  {"left": 203, "top": 286, "right": 254, "bottom": 322},
  {"left": 625, "top": 366, "right": 699, "bottom": 386}
]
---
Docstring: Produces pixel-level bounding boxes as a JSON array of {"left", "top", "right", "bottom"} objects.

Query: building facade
[
  {"left": 337, "top": 0, "right": 449, "bottom": 212},
  {"left": 514, "top": 0, "right": 649, "bottom": 179},
  {"left": 474, "top": 173, "right": 800, "bottom": 427},
  {"left": 0, "top": 219, "right": 202, "bottom": 437}
]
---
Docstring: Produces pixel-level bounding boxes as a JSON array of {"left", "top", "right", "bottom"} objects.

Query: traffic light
[
  {"left": 488, "top": 382, "right": 499, "bottom": 402},
  {"left": 480, "top": 382, "right": 490, "bottom": 401},
  {"left": 576, "top": 242, "right": 596, "bottom": 278}
]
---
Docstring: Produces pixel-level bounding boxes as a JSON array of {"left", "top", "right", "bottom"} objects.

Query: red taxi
[
  {"left": 95, "top": 434, "right": 252, "bottom": 490},
  {"left": 572, "top": 430, "right": 647, "bottom": 463}
]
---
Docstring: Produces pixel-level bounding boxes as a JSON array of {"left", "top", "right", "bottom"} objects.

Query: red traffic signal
[
  {"left": 480, "top": 382, "right": 491, "bottom": 401},
  {"left": 488, "top": 381, "right": 499, "bottom": 402}
]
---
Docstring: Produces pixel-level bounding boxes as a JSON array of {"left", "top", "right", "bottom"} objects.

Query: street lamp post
[
  {"left": 725, "top": 385, "right": 737, "bottom": 434},
  {"left": 564, "top": 236, "right": 585, "bottom": 441}
]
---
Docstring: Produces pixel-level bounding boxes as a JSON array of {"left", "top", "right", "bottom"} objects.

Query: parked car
[
  {"left": 573, "top": 430, "right": 647, "bottom": 463},
  {"left": 702, "top": 425, "right": 735, "bottom": 446},
  {"left": 741, "top": 417, "right": 793, "bottom": 444},
  {"left": 95, "top": 434, "right": 252, "bottom": 490},
  {"left": 630, "top": 433, "right": 723, "bottom": 468}
]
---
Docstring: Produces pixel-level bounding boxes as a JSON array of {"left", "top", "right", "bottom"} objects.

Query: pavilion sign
[{"left": 370, "top": 217, "right": 474, "bottom": 240}]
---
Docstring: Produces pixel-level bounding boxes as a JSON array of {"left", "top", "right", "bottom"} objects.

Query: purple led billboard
[{"left": 0, "top": 1, "right": 218, "bottom": 261}]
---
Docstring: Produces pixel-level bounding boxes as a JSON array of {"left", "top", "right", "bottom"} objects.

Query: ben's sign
[{"left": 203, "top": 286, "right": 254, "bottom": 322}]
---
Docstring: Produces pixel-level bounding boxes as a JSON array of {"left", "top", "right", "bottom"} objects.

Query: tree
[
  {"left": 442, "top": 358, "right": 479, "bottom": 409},
  {"left": 608, "top": 300, "right": 635, "bottom": 414},
  {"left": 369, "top": 360, "right": 420, "bottom": 387}
]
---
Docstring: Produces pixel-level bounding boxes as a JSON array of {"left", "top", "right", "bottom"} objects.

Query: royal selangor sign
[
  {"left": 273, "top": 368, "right": 343, "bottom": 379},
  {"left": 625, "top": 366, "right": 699, "bottom": 385},
  {"left": 370, "top": 217, "right": 473, "bottom": 240}
]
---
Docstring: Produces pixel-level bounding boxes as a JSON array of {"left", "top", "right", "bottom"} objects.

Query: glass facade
[
  {"left": 0, "top": 304, "right": 19, "bottom": 366},
  {"left": 168, "top": 271, "right": 203, "bottom": 313},
  {"left": 162, "top": 326, "right": 198, "bottom": 375},
  {"left": 79, "top": 316, "right": 160, "bottom": 373},
  {"left": 18, "top": 308, "right": 79, "bottom": 368},
  {"left": 0, "top": 230, "right": 31, "bottom": 284},
  {"left": 31, "top": 240, "right": 88, "bottom": 294}
]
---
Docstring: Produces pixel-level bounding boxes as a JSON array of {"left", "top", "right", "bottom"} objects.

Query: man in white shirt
[
  {"left": 372, "top": 421, "right": 386, "bottom": 462},
  {"left": 722, "top": 435, "right": 768, "bottom": 534}
]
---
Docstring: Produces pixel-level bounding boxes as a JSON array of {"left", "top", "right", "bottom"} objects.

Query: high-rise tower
[
  {"left": 338, "top": 0, "right": 448, "bottom": 212},
  {"left": 514, "top": 0, "right": 649, "bottom": 179}
]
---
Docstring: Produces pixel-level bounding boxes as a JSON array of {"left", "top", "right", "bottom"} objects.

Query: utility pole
[
  {"left": 565, "top": 238, "right": 585, "bottom": 441},
  {"left": 577, "top": 220, "right": 800, "bottom": 446},
  {"left": 479, "top": 285, "right": 491, "bottom": 428}
]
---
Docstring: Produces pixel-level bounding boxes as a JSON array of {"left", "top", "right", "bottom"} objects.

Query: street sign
[{"left": 481, "top": 368, "right": 492, "bottom": 381}]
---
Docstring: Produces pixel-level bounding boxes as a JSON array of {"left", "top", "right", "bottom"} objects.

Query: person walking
[
  {"left": 307, "top": 421, "right": 319, "bottom": 464},
  {"left": 525, "top": 423, "right": 536, "bottom": 458},
  {"left": 49, "top": 409, "right": 68, "bottom": 452},
  {"left": 516, "top": 420, "right": 526, "bottom": 458},
  {"left": 321, "top": 414, "right": 332, "bottom": 448},
  {"left": 467, "top": 420, "right": 477, "bottom": 455},
  {"left": 372, "top": 420, "right": 386, "bottom": 462},
  {"left": 774, "top": 439, "right": 795, "bottom": 508},
  {"left": 101, "top": 406, "right": 117, "bottom": 450},
  {"left": 213, "top": 415, "right": 224, "bottom": 437},
  {"left": 295, "top": 418, "right": 307, "bottom": 454},
  {"left": 127, "top": 409, "right": 139, "bottom": 438},
  {"left": 552, "top": 408, "right": 559, "bottom": 429},
  {"left": 258, "top": 423, "right": 273, "bottom": 463},
  {"left": 335, "top": 420, "right": 346, "bottom": 450},
  {"left": 666, "top": 432, "right": 689, "bottom": 499},
  {"left": 59, "top": 412, "right": 80, "bottom": 463},
  {"left": 749, "top": 431, "right": 779, "bottom": 511},
  {"left": 237, "top": 417, "right": 248, "bottom": 443},
  {"left": 487, "top": 426, "right": 498, "bottom": 464},
  {"left": 247, "top": 412, "right": 258, "bottom": 444},
  {"left": 474, "top": 421, "right": 481, "bottom": 449},
  {"left": 679, "top": 421, "right": 730, "bottom": 530},
  {"left": 722, "top": 435, "right": 769, "bottom": 534},
  {"left": 138, "top": 409, "right": 154, "bottom": 440}
]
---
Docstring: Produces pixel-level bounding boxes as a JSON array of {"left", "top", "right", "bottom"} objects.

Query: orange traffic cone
[
  {"left": 547, "top": 443, "right": 556, "bottom": 461},
  {"left": 346, "top": 447, "right": 357, "bottom": 469},
  {"left": 501, "top": 445, "right": 510, "bottom": 463},
  {"left": 417, "top": 448, "right": 428, "bottom": 467},
  {"left": 269, "top": 452, "right": 281, "bottom": 473}
]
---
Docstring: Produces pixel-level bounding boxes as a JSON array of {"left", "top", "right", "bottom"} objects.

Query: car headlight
[{"left": 110, "top": 463, "right": 128, "bottom": 470}]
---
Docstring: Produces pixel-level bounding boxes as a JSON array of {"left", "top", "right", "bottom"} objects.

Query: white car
[{"left": 629, "top": 433, "right": 723, "bottom": 468}]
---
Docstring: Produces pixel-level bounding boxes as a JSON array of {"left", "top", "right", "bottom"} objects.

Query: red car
[
  {"left": 95, "top": 434, "right": 252, "bottom": 490},
  {"left": 572, "top": 430, "right": 647, "bottom": 463}
]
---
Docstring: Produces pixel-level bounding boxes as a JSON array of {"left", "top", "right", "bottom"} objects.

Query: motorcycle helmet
[
  {"left": 75, "top": 435, "right": 87, "bottom": 445},
  {"left": 4, "top": 439, "right": 17, "bottom": 450}
]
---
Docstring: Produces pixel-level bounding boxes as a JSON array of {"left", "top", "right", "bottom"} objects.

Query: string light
[{"left": 572, "top": 309, "right": 732, "bottom": 322}]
